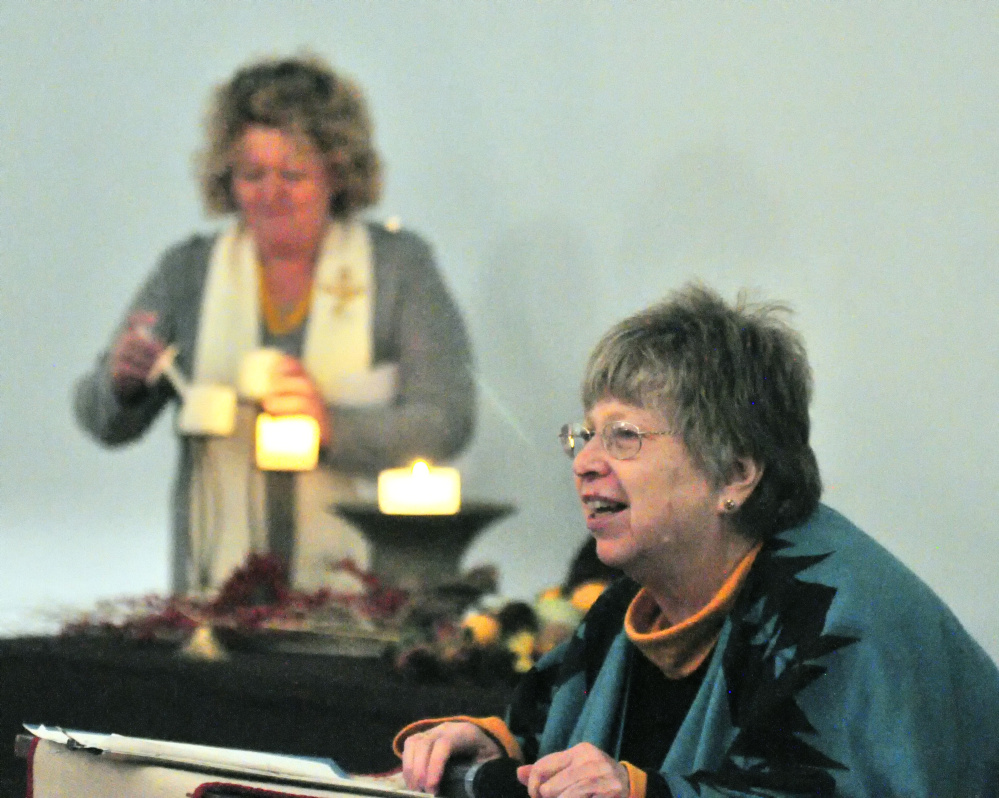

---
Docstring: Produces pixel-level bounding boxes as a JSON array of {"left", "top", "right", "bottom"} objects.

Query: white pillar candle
[
  {"left": 378, "top": 460, "right": 461, "bottom": 515},
  {"left": 177, "top": 384, "right": 237, "bottom": 437},
  {"left": 238, "top": 348, "right": 284, "bottom": 401},
  {"left": 255, "top": 413, "right": 320, "bottom": 471}
]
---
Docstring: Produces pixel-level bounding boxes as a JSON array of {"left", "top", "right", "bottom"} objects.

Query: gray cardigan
[{"left": 75, "top": 223, "right": 476, "bottom": 590}]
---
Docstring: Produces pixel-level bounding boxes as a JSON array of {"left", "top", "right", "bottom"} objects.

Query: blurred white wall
[{"left": 2, "top": 2, "right": 996, "bottom": 661}]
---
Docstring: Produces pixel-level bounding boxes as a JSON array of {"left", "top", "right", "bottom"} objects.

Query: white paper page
[{"left": 25, "top": 724, "right": 425, "bottom": 796}]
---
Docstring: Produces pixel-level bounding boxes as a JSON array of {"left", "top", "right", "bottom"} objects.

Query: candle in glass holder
[
  {"left": 255, "top": 413, "right": 320, "bottom": 471},
  {"left": 377, "top": 460, "right": 461, "bottom": 515}
]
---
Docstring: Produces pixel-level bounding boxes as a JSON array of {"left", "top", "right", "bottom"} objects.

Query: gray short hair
[{"left": 582, "top": 283, "right": 821, "bottom": 540}]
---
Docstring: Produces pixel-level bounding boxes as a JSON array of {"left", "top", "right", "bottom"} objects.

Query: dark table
[{"left": 0, "top": 635, "right": 513, "bottom": 798}]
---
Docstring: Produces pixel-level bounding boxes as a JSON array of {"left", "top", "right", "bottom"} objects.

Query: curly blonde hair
[{"left": 197, "top": 53, "right": 382, "bottom": 218}]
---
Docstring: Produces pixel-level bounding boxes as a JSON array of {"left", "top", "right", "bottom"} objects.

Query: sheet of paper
[{"left": 25, "top": 724, "right": 424, "bottom": 796}]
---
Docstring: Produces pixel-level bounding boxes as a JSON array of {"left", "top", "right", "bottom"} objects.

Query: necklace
[{"left": 259, "top": 263, "right": 313, "bottom": 336}]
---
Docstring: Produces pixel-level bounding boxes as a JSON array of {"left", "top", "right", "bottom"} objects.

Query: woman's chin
[
  {"left": 255, "top": 230, "right": 305, "bottom": 254},
  {"left": 592, "top": 533, "right": 631, "bottom": 570},
  {"left": 249, "top": 222, "right": 321, "bottom": 258}
]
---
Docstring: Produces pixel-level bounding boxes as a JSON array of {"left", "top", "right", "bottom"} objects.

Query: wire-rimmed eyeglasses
[{"left": 558, "top": 420, "right": 669, "bottom": 460}]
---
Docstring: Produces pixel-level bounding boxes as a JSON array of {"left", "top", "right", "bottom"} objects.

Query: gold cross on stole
[{"left": 320, "top": 266, "right": 366, "bottom": 315}]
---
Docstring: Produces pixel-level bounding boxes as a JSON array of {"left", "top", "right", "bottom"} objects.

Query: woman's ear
[{"left": 719, "top": 458, "right": 764, "bottom": 514}]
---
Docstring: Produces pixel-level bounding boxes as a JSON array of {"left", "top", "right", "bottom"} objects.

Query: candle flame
[{"left": 379, "top": 460, "right": 461, "bottom": 515}]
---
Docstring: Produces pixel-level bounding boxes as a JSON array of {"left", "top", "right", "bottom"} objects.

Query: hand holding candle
[
  {"left": 111, "top": 311, "right": 165, "bottom": 402},
  {"left": 238, "top": 349, "right": 324, "bottom": 471},
  {"left": 378, "top": 460, "right": 461, "bottom": 515},
  {"left": 260, "top": 355, "right": 332, "bottom": 448}
]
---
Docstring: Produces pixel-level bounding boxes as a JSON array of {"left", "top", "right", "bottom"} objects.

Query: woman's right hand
[
  {"left": 401, "top": 721, "right": 502, "bottom": 795},
  {"left": 110, "top": 312, "right": 164, "bottom": 402}
]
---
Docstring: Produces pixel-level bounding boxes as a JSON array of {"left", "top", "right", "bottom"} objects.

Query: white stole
[{"left": 186, "top": 220, "right": 394, "bottom": 592}]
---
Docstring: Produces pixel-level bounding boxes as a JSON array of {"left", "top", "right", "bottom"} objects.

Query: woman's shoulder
[
  {"left": 765, "top": 504, "right": 940, "bottom": 607},
  {"left": 365, "top": 219, "right": 433, "bottom": 262},
  {"left": 158, "top": 231, "right": 218, "bottom": 267},
  {"left": 139, "top": 231, "right": 218, "bottom": 286},
  {"left": 750, "top": 504, "right": 995, "bottom": 673},
  {"left": 136, "top": 232, "right": 220, "bottom": 304}
]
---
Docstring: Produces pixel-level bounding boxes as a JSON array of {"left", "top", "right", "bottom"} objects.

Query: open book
[{"left": 25, "top": 724, "right": 423, "bottom": 797}]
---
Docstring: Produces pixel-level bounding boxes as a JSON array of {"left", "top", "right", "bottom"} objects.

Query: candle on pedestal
[{"left": 377, "top": 460, "right": 461, "bottom": 515}]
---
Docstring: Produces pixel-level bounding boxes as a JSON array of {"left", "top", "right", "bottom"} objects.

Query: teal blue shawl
[{"left": 509, "top": 505, "right": 999, "bottom": 797}]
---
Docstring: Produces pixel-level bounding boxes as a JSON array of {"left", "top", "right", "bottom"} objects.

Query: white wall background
[{"left": 2, "top": 2, "right": 996, "bottom": 662}]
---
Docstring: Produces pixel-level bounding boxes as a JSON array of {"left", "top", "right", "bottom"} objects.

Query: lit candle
[
  {"left": 255, "top": 413, "right": 320, "bottom": 471},
  {"left": 378, "top": 460, "right": 461, "bottom": 515}
]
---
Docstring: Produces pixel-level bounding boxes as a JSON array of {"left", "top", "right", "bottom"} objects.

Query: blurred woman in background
[{"left": 75, "top": 54, "right": 475, "bottom": 593}]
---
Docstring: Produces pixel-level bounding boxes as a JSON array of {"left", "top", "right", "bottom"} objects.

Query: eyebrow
[{"left": 585, "top": 413, "right": 624, "bottom": 429}]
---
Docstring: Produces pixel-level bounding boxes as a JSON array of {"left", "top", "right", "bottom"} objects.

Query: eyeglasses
[{"left": 558, "top": 420, "right": 669, "bottom": 460}]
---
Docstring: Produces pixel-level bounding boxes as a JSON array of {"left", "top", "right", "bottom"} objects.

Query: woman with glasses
[
  {"left": 397, "top": 284, "right": 999, "bottom": 797},
  {"left": 74, "top": 54, "right": 475, "bottom": 594}
]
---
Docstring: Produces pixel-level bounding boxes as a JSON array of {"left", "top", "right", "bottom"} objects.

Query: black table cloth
[{"left": 0, "top": 636, "right": 512, "bottom": 798}]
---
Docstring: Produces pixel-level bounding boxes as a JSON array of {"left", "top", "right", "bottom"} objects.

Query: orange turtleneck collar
[{"left": 624, "top": 542, "right": 762, "bottom": 679}]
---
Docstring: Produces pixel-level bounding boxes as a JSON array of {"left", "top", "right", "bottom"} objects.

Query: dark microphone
[{"left": 439, "top": 757, "right": 529, "bottom": 798}]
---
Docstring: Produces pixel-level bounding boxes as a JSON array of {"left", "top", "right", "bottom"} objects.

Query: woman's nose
[
  {"left": 261, "top": 173, "right": 285, "bottom": 202},
  {"left": 572, "top": 435, "right": 610, "bottom": 478}
]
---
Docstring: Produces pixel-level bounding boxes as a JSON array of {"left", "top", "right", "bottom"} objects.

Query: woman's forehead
[
  {"left": 235, "top": 125, "right": 319, "bottom": 161},
  {"left": 585, "top": 397, "right": 667, "bottom": 427}
]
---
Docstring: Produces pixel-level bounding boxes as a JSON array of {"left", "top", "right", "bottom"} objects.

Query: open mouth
[{"left": 585, "top": 498, "right": 628, "bottom": 517}]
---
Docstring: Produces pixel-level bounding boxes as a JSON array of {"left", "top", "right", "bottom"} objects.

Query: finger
[
  {"left": 126, "top": 312, "right": 162, "bottom": 342},
  {"left": 405, "top": 733, "right": 445, "bottom": 792},
  {"left": 112, "top": 345, "right": 158, "bottom": 384},
  {"left": 535, "top": 754, "right": 628, "bottom": 798},
  {"left": 262, "top": 375, "right": 314, "bottom": 401},
  {"left": 405, "top": 735, "right": 452, "bottom": 794},
  {"left": 526, "top": 757, "right": 559, "bottom": 798},
  {"left": 423, "top": 737, "right": 455, "bottom": 794},
  {"left": 118, "top": 342, "right": 160, "bottom": 370},
  {"left": 267, "top": 375, "right": 319, "bottom": 401},
  {"left": 524, "top": 750, "right": 578, "bottom": 798},
  {"left": 402, "top": 736, "right": 433, "bottom": 791},
  {"left": 274, "top": 354, "right": 307, "bottom": 377},
  {"left": 115, "top": 330, "right": 162, "bottom": 359},
  {"left": 261, "top": 394, "right": 316, "bottom": 417},
  {"left": 536, "top": 768, "right": 594, "bottom": 798}
]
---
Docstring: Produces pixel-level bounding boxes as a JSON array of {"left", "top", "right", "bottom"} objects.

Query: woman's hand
[
  {"left": 261, "top": 355, "right": 332, "bottom": 446},
  {"left": 517, "top": 743, "right": 629, "bottom": 798},
  {"left": 401, "top": 721, "right": 502, "bottom": 795},
  {"left": 110, "top": 312, "right": 164, "bottom": 402}
]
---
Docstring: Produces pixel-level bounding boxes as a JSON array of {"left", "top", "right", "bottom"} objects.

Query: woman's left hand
[
  {"left": 517, "top": 743, "right": 630, "bottom": 798},
  {"left": 261, "top": 355, "right": 332, "bottom": 447}
]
